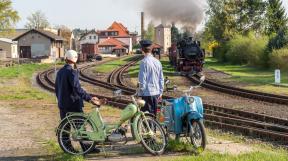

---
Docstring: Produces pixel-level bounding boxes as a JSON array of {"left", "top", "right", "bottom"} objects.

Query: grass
[
  {"left": 0, "top": 63, "right": 55, "bottom": 106},
  {"left": 205, "top": 57, "right": 288, "bottom": 95},
  {"left": 0, "top": 63, "right": 50, "bottom": 78},
  {"left": 129, "top": 56, "right": 176, "bottom": 78},
  {"left": 93, "top": 56, "right": 135, "bottom": 73},
  {"left": 165, "top": 128, "right": 288, "bottom": 161},
  {"left": 169, "top": 150, "right": 288, "bottom": 161},
  {"left": 44, "top": 140, "right": 85, "bottom": 161}
]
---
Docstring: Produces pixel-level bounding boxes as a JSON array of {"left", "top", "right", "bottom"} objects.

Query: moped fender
[
  {"left": 56, "top": 113, "right": 96, "bottom": 136},
  {"left": 131, "top": 112, "right": 142, "bottom": 143}
]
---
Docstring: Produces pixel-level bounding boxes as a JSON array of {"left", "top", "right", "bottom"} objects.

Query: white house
[
  {"left": 0, "top": 38, "right": 18, "bottom": 58},
  {"left": 79, "top": 30, "right": 99, "bottom": 55}
]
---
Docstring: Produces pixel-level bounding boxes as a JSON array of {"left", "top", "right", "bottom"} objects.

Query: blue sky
[{"left": 11, "top": 0, "right": 288, "bottom": 32}]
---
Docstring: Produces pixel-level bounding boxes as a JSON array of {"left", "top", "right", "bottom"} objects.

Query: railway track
[
  {"left": 105, "top": 58, "right": 288, "bottom": 144},
  {"left": 36, "top": 56, "right": 288, "bottom": 144},
  {"left": 188, "top": 75, "right": 288, "bottom": 105},
  {"left": 79, "top": 56, "right": 142, "bottom": 95}
]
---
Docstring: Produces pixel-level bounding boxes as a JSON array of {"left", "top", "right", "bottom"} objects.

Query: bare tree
[
  {"left": 25, "top": 10, "right": 49, "bottom": 29},
  {"left": 55, "top": 25, "right": 72, "bottom": 49}
]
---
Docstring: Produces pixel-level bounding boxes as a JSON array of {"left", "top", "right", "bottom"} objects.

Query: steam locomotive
[{"left": 168, "top": 37, "right": 205, "bottom": 73}]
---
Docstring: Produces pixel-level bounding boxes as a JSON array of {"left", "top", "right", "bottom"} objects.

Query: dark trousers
[
  {"left": 141, "top": 95, "right": 158, "bottom": 117},
  {"left": 60, "top": 108, "right": 83, "bottom": 120}
]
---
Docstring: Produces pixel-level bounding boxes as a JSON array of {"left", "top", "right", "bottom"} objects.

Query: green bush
[
  {"left": 213, "top": 43, "right": 229, "bottom": 62},
  {"left": 269, "top": 48, "right": 288, "bottom": 71},
  {"left": 225, "top": 33, "right": 268, "bottom": 66}
]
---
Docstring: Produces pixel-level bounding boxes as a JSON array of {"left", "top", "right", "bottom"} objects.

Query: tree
[
  {"left": 144, "top": 21, "right": 155, "bottom": 41},
  {"left": 55, "top": 25, "right": 72, "bottom": 49},
  {"left": 234, "top": 0, "right": 266, "bottom": 34},
  {"left": 205, "top": 0, "right": 237, "bottom": 43},
  {"left": 25, "top": 10, "right": 49, "bottom": 29},
  {"left": 266, "top": 0, "right": 288, "bottom": 35},
  {"left": 0, "top": 0, "right": 20, "bottom": 32}
]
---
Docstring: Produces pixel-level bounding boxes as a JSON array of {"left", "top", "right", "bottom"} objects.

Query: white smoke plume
[{"left": 143, "top": 0, "right": 206, "bottom": 32}]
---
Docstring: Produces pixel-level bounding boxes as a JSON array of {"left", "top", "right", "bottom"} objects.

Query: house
[
  {"left": 98, "top": 37, "right": 128, "bottom": 55},
  {"left": 0, "top": 38, "right": 18, "bottom": 58},
  {"left": 154, "top": 24, "right": 171, "bottom": 54},
  {"left": 13, "top": 29, "right": 65, "bottom": 59},
  {"left": 79, "top": 30, "right": 98, "bottom": 55},
  {"left": 98, "top": 22, "right": 132, "bottom": 54}
]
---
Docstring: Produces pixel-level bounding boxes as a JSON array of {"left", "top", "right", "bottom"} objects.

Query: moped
[
  {"left": 158, "top": 75, "right": 207, "bottom": 151},
  {"left": 56, "top": 90, "right": 167, "bottom": 155}
]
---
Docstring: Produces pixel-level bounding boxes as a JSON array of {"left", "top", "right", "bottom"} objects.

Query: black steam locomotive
[{"left": 168, "top": 37, "right": 205, "bottom": 74}]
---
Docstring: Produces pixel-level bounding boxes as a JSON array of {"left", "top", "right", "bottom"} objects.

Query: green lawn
[
  {"left": 129, "top": 57, "right": 176, "bottom": 78},
  {"left": 0, "top": 63, "right": 50, "bottom": 79},
  {"left": 0, "top": 63, "right": 55, "bottom": 104},
  {"left": 205, "top": 57, "right": 288, "bottom": 95},
  {"left": 170, "top": 150, "right": 288, "bottom": 161},
  {"left": 93, "top": 56, "right": 135, "bottom": 73}
]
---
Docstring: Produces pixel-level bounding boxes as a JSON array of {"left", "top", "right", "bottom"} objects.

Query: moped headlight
[{"left": 188, "top": 97, "right": 194, "bottom": 104}]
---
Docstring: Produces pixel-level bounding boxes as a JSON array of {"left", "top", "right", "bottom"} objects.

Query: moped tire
[
  {"left": 137, "top": 115, "right": 167, "bottom": 155},
  {"left": 57, "top": 116, "right": 97, "bottom": 155},
  {"left": 189, "top": 120, "right": 207, "bottom": 151}
]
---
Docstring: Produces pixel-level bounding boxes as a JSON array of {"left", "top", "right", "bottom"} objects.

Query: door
[{"left": 20, "top": 46, "right": 31, "bottom": 58}]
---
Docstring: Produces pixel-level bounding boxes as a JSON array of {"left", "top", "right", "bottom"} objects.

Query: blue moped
[{"left": 158, "top": 76, "right": 207, "bottom": 151}]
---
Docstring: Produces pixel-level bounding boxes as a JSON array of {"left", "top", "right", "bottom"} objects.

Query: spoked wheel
[
  {"left": 188, "top": 120, "right": 206, "bottom": 151},
  {"left": 137, "top": 115, "right": 167, "bottom": 155},
  {"left": 57, "top": 116, "right": 96, "bottom": 155}
]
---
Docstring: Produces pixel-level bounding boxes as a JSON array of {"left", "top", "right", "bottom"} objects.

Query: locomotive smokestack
[{"left": 141, "top": 12, "right": 145, "bottom": 40}]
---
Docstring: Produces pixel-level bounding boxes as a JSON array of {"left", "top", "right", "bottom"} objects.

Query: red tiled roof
[
  {"left": 98, "top": 37, "right": 126, "bottom": 47},
  {"left": 107, "top": 21, "right": 129, "bottom": 36}
]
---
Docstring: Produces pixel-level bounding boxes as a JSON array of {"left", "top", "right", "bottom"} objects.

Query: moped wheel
[
  {"left": 57, "top": 116, "right": 96, "bottom": 155},
  {"left": 189, "top": 120, "right": 206, "bottom": 151},
  {"left": 137, "top": 115, "right": 167, "bottom": 155}
]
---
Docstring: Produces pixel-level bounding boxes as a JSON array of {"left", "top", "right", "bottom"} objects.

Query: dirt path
[{"left": 0, "top": 98, "right": 255, "bottom": 161}]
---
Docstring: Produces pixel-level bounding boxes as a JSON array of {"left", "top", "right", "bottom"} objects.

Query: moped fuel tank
[{"left": 120, "top": 104, "right": 137, "bottom": 122}]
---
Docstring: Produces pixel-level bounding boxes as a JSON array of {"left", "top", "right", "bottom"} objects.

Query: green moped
[{"left": 56, "top": 90, "right": 167, "bottom": 155}]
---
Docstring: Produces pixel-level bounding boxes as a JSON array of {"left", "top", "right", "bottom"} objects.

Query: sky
[{"left": 11, "top": 0, "right": 288, "bottom": 32}]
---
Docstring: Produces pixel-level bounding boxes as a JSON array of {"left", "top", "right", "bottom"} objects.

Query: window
[
  {"left": 115, "top": 32, "right": 118, "bottom": 36},
  {"left": 32, "top": 36, "right": 34, "bottom": 39},
  {"left": 89, "top": 36, "right": 92, "bottom": 39},
  {"left": 94, "top": 36, "right": 97, "bottom": 39}
]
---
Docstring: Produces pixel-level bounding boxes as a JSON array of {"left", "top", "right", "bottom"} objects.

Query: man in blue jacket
[
  {"left": 55, "top": 50, "right": 100, "bottom": 152},
  {"left": 138, "top": 40, "right": 164, "bottom": 116},
  {"left": 55, "top": 50, "right": 100, "bottom": 119}
]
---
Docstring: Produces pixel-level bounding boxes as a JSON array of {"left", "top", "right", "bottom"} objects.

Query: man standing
[
  {"left": 55, "top": 50, "right": 100, "bottom": 119},
  {"left": 55, "top": 50, "right": 100, "bottom": 153},
  {"left": 138, "top": 40, "right": 164, "bottom": 117}
]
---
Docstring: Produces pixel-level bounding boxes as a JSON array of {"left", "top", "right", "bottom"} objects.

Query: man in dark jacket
[
  {"left": 55, "top": 50, "right": 100, "bottom": 153},
  {"left": 55, "top": 50, "right": 99, "bottom": 119}
]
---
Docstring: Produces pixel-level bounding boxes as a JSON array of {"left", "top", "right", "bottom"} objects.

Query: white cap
[{"left": 64, "top": 50, "right": 78, "bottom": 63}]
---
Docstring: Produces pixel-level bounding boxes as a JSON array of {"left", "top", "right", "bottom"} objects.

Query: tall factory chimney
[{"left": 141, "top": 12, "right": 145, "bottom": 40}]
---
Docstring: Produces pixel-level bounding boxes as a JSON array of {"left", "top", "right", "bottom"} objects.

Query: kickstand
[{"left": 101, "top": 143, "right": 107, "bottom": 157}]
